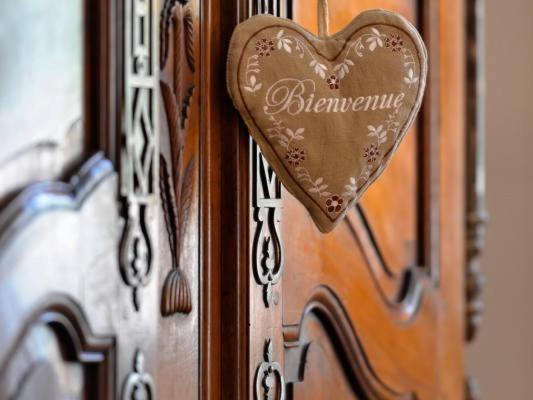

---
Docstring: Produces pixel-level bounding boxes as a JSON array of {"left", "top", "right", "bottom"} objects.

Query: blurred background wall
[{"left": 467, "top": 0, "right": 533, "bottom": 398}]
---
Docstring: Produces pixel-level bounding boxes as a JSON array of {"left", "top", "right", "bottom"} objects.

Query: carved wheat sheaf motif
[
  {"left": 160, "top": 0, "right": 195, "bottom": 72},
  {"left": 159, "top": 0, "right": 196, "bottom": 316},
  {"left": 160, "top": 156, "right": 193, "bottom": 316}
]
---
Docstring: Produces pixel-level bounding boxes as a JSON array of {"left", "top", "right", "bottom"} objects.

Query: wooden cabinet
[{"left": 0, "top": 0, "right": 476, "bottom": 399}]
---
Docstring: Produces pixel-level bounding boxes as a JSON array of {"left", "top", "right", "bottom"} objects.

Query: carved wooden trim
[
  {"left": 465, "top": 0, "right": 486, "bottom": 397},
  {"left": 345, "top": 209, "right": 425, "bottom": 323},
  {"left": 254, "top": 339, "right": 286, "bottom": 400},
  {"left": 418, "top": 0, "right": 441, "bottom": 285},
  {"left": 0, "top": 153, "right": 114, "bottom": 251},
  {"left": 252, "top": 145, "right": 284, "bottom": 307},
  {"left": 159, "top": 0, "right": 196, "bottom": 316},
  {"left": 0, "top": 295, "right": 115, "bottom": 399},
  {"left": 283, "top": 286, "right": 416, "bottom": 400},
  {"left": 120, "top": 0, "right": 159, "bottom": 311},
  {"left": 121, "top": 349, "right": 155, "bottom": 399},
  {"left": 249, "top": 0, "right": 288, "bottom": 310},
  {"left": 465, "top": 0, "right": 487, "bottom": 344}
]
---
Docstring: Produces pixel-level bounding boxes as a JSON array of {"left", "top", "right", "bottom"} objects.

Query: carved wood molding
[
  {"left": 159, "top": 0, "right": 196, "bottom": 316},
  {"left": 465, "top": 0, "right": 486, "bottom": 397},
  {"left": 465, "top": 0, "right": 487, "bottom": 345},
  {"left": 0, "top": 153, "right": 114, "bottom": 251},
  {"left": 0, "top": 295, "right": 115, "bottom": 398},
  {"left": 345, "top": 208, "right": 425, "bottom": 323},
  {"left": 283, "top": 286, "right": 416, "bottom": 400},
  {"left": 120, "top": 0, "right": 159, "bottom": 312}
]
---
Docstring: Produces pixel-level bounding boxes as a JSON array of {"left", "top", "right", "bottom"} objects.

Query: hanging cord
[{"left": 317, "top": 0, "right": 330, "bottom": 37}]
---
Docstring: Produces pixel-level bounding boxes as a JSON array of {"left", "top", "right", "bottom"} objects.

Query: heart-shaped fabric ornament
[{"left": 227, "top": 10, "right": 428, "bottom": 233}]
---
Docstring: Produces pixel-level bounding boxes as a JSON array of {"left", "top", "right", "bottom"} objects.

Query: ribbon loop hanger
[{"left": 317, "top": 0, "right": 330, "bottom": 37}]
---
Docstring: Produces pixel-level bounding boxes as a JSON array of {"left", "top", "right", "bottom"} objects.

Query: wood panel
[
  {"left": 0, "top": 0, "right": 469, "bottom": 398},
  {"left": 156, "top": 0, "right": 201, "bottom": 398},
  {"left": 240, "top": 0, "right": 465, "bottom": 399},
  {"left": 0, "top": 0, "right": 161, "bottom": 398}
]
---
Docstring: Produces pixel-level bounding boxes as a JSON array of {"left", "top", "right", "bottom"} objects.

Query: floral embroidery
[
  {"left": 363, "top": 143, "right": 381, "bottom": 163},
  {"left": 404, "top": 67, "right": 418, "bottom": 86},
  {"left": 325, "top": 195, "right": 344, "bottom": 213},
  {"left": 243, "top": 55, "right": 262, "bottom": 93},
  {"left": 326, "top": 75, "right": 340, "bottom": 90},
  {"left": 401, "top": 47, "right": 419, "bottom": 87},
  {"left": 285, "top": 148, "right": 306, "bottom": 166},
  {"left": 333, "top": 28, "right": 385, "bottom": 80},
  {"left": 365, "top": 28, "right": 384, "bottom": 51},
  {"left": 386, "top": 34, "right": 404, "bottom": 52},
  {"left": 367, "top": 124, "right": 388, "bottom": 145},
  {"left": 256, "top": 38, "right": 275, "bottom": 57}
]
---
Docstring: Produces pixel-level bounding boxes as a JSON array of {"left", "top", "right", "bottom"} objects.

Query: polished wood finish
[{"left": 0, "top": 0, "right": 471, "bottom": 398}]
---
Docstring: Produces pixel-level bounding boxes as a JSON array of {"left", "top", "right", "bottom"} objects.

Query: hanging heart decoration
[{"left": 227, "top": 10, "right": 427, "bottom": 233}]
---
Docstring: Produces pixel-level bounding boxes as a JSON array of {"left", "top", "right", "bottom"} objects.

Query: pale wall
[{"left": 467, "top": 0, "right": 533, "bottom": 398}]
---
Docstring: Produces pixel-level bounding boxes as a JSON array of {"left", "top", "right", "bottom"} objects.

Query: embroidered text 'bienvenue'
[{"left": 263, "top": 78, "right": 405, "bottom": 116}]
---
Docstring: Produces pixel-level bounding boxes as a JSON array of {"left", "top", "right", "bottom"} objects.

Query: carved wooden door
[
  {"left": 0, "top": 0, "right": 475, "bottom": 399},
  {"left": 202, "top": 0, "right": 469, "bottom": 399}
]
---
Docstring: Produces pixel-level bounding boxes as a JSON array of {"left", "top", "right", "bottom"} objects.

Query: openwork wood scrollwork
[
  {"left": 254, "top": 339, "right": 286, "bottom": 400},
  {"left": 122, "top": 349, "right": 155, "bottom": 399},
  {"left": 120, "top": 0, "right": 159, "bottom": 311},
  {"left": 159, "top": 0, "right": 196, "bottom": 316},
  {"left": 252, "top": 146, "right": 284, "bottom": 307}
]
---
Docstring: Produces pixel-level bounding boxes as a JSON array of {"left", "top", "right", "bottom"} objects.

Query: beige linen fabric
[{"left": 227, "top": 10, "right": 427, "bottom": 233}]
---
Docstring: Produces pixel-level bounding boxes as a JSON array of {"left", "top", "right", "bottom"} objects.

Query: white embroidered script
[{"left": 263, "top": 78, "right": 405, "bottom": 116}]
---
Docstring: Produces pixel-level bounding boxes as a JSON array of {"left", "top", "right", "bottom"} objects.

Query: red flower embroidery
[
  {"left": 326, "top": 75, "right": 340, "bottom": 90},
  {"left": 364, "top": 144, "right": 381, "bottom": 163},
  {"left": 326, "top": 195, "right": 344, "bottom": 213},
  {"left": 285, "top": 148, "right": 306, "bottom": 166},
  {"left": 385, "top": 34, "right": 404, "bottom": 52},
  {"left": 255, "top": 38, "right": 275, "bottom": 57}
]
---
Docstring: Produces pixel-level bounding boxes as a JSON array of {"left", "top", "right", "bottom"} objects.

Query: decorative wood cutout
[
  {"left": 228, "top": 11, "right": 427, "bottom": 232},
  {"left": 283, "top": 286, "right": 416, "bottom": 400},
  {"left": 159, "top": 0, "right": 196, "bottom": 316},
  {"left": 122, "top": 349, "right": 155, "bottom": 399},
  {"left": 254, "top": 339, "right": 286, "bottom": 400},
  {"left": 465, "top": 0, "right": 487, "bottom": 344},
  {"left": 120, "top": 0, "right": 159, "bottom": 311},
  {"left": 252, "top": 145, "right": 284, "bottom": 307}
]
